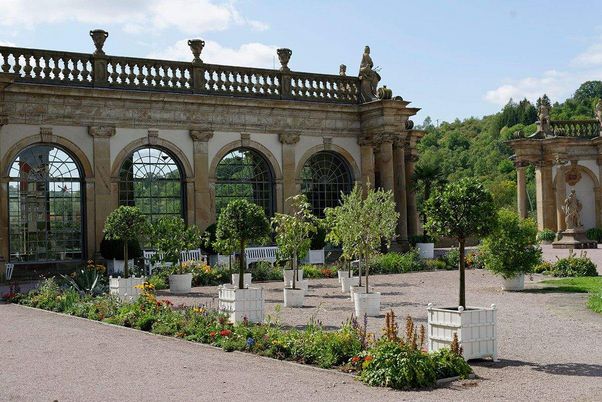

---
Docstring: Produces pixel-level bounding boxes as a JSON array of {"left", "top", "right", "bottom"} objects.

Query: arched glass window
[
  {"left": 215, "top": 148, "right": 274, "bottom": 217},
  {"left": 8, "top": 145, "right": 84, "bottom": 262},
  {"left": 118, "top": 147, "right": 184, "bottom": 223},
  {"left": 301, "top": 151, "right": 353, "bottom": 217}
]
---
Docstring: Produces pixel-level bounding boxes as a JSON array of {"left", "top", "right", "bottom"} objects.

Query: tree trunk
[
  {"left": 459, "top": 237, "right": 466, "bottom": 309},
  {"left": 292, "top": 251, "right": 297, "bottom": 290},
  {"left": 365, "top": 253, "right": 370, "bottom": 294},
  {"left": 239, "top": 239, "right": 245, "bottom": 289},
  {"left": 358, "top": 254, "right": 363, "bottom": 286},
  {"left": 123, "top": 242, "right": 129, "bottom": 278}
]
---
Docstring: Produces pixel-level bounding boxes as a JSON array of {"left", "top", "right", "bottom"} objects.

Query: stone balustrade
[
  {"left": 0, "top": 45, "right": 360, "bottom": 104},
  {"left": 549, "top": 120, "right": 600, "bottom": 138}
]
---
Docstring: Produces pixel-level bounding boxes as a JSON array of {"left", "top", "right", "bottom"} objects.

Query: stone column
[
  {"left": 405, "top": 152, "right": 419, "bottom": 238},
  {"left": 0, "top": 116, "right": 8, "bottom": 265},
  {"left": 377, "top": 134, "right": 395, "bottom": 192},
  {"left": 555, "top": 164, "right": 567, "bottom": 234},
  {"left": 516, "top": 162, "right": 528, "bottom": 219},
  {"left": 393, "top": 139, "right": 408, "bottom": 248},
  {"left": 279, "top": 133, "right": 300, "bottom": 213},
  {"left": 359, "top": 136, "right": 375, "bottom": 191},
  {"left": 534, "top": 161, "right": 557, "bottom": 231},
  {"left": 190, "top": 130, "right": 213, "bottom": 229},
  {"left": 89, "top": 126, "right": 115, "bottom": 256}
]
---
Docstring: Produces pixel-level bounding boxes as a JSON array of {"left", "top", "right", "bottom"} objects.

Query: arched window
[
  {"left": 215, "top": 147, "right": 274, "bottom": 217},
  {"left": 118, "top": 147, "right": 184, "bottom": 223},
  {"left": 8, "top": 145, "right": 84, "bottom": 262},
  {"left": 301, "top": 151, "right": 353, "bottom": 217}
]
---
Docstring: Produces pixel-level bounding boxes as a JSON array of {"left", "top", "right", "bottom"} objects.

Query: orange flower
[{"left": 364, "top": 355, "right": 373, "bottom": 362}]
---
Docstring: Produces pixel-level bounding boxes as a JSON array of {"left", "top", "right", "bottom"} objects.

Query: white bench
[
  {"left": 5, "top": 263, "right": 14, "bottom": 281},
  {"left": 180, "top": 248, "right": 207, "bottom": 264},
  {"left": 244, "top": 246, "right": 278, "bottom": 269},
  {"left": 143, "top": 250, "right": 165, "bottom": 275}
]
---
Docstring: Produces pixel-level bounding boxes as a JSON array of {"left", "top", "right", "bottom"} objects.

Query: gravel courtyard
[{"left": 2, "top": 265, "right": 600, "bottom": 401}]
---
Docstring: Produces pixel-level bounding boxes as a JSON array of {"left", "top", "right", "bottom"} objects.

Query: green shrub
[
  {"left": 537, "top": 229, "right": 556, "bottom": 242},
  {"left": 441, "top": 248, "right": 460, "bottom": 270},
  {"left": 425, "top": 259, "right": 448, "bottom": 270},
  {"left": 551, "top": 252, "right": 598, "bottom": 277},
  {"left": 481, "top": 209, "right": 541, "bottom": 279},
  {"left": 586, "top": 227, "right": 602, "bottom": 243},
  {"left": 369, "top": 250, "right": 425, "bottom": 274},
  {"left": 252, "top": 261, "right": 283, "bottom": 281},
  {"left": 147, "top": 273, "right": 168, "bottom": 290},
  {"left": 533, "top": 261, "right": 553, "bottom": 274},
  {"left": 431, "top": 349, "right": 472, "bottom": 379}
]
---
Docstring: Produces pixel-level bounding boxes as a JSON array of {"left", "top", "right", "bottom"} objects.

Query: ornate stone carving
[
  {"left": 564, "top": 164, "right": 582, "bottom": 186},
  {"left": 40, "top": 127, "right": 53, "bottom": 142},
  {"left": 278, "top": 132, "right": 299, "bottom": 145},
  {"left": 563, "top": 190, "right": 583, "bottom": 229},
  {"left": 373, "top": 132, "right": 396, "bottom": 145},
  {"left": 88, "top": 126, "right": 116, "bottom": 138},
  {"left": 277, "top": 48, "right": 292, "bottom": 72},
  {"left": 241, "top": 132, "right": 251, "bottom": 146},
  {"left": 148, "top": 129, "right": 159, "bottom": 145},
  {"left": 189, "top": 129, "right": 213, "bottom": 142},
  {"left": 357, "top": 135, "right": 373, "bottom": 146},
  {"left": 405, "top": 120, "right": 414, "bottom": 130},
  {"left": 596, "top": 99, "right": 602, "bottom": 129},
  {"left": 339, "top": 64, "right": 346, "bottom": 76},
  {"left": 323, "top": 137, "right": 332, "bottom": 150},
  {"left": 188, "top": 39, "right": 205, "bottom": 65},
  {"left": 537, "top": 95, "right": 551, "bottom": 134},
  {"left": 90, "top": 29, "right": 109, "bottom": 56},
  {"left": 358, "top": 46, "right": 381, "bottom": 103}
]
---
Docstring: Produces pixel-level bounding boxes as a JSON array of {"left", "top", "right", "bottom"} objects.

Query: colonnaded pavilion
[{"left": 0, "top": 31, "right": 424, "bottom": 273}]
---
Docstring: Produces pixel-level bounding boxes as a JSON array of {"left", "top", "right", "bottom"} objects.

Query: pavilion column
[
  {"left": 88, "top": 126, "right": 115, "bottom": 257},
  {"left": 279, "top": 133, "right": 300, "bottom": 213},
  {"left": 359, "top": 137, "right": 375, "bottom": 192},
  {"left": 405, "top": 152, "right": 419, "bottom": 238},
  {"left": 535, "top": 160, "right": 557, "bottom": 231},
  {"left": 555, "top": 164, "right": 567, "bottom": 234},
  {"left": 377, "top": 134, "right": 395, "bottom": 192},
  {"left": 393, "top": 140, "right": 408, "bottom": 247},
  {"left": 516, "top": 162, "right": 528, "bottom": 219},
  {"left": 190, "top": 130, "right": 213, "bottom": 229}
]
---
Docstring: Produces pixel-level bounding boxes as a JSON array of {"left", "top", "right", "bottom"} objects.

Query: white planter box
[
  {"left": 427, "top": 304, "right": 497, "bottom": 361},
  {"left": 109, "top": 276, "right": 145, "bottom": 301},
  {"left": 284, "top": 287, "right": 305, "bottom": 307},
  {"left": 502, "top": 273, "right": 525, "bottom": 291},
  {"left": 337, "top": 270, "right": 348, "bottom": 283},
  {"left": 283, "top": 269, "right": 304, "bottom": 288},
  {"left": 302, "top": 249, "right": 325, "bottom": 265},
  {"left": 350, "top": 284, "right": 374, "bottom": 300},
  {"left": 169, "top": 273, "right": 192, "bottom": 294},
  {"left": 341, "top": 275, "right": 359, "bottom": 292},
  {"left": 354, "top": 291, "right": 381, "bottom": 317},
  {"left": 416, "top": 243, "right": 435, "bottom": 259},
  {"left": 218, "top": 286, "right": 264, "bottom": 324},
  {"left": 231, "top": 273, "right": 252, "bottom": 288}
]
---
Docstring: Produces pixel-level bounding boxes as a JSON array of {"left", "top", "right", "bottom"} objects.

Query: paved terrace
[{"left": 2, "top": 265, "right": 601, "bottom": 401}]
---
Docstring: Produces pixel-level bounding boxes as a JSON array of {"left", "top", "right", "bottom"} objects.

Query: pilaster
[
  {"left": 358, "top": 136, "right": 375, "bottom": 192},
  {"left": 393, "top": 139, "right": 408, "bottom": 247},
  {"left": 190, "top": 129, "right": 213, "bottom": 229},
  {"left": 535, "top": 160, "right": 557, "bottom": 231},
  {"left": 515, "top": 161, "right": 528, "bottom": 219},
  {"left": 279, "top": 132, "right": 300, "bottom": 213}
]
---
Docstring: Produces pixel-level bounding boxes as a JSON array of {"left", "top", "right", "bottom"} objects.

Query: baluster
[
  {"left": 61, "top": 57, "right": 71, "bottom": 81},
  {"left": 41, "top": 55, "right": 51, "bottom": 79},
  {"left": 22, "top": 53, "right": 33, "bottom": 78},
  {"left": 127, "top": 63, "right": 136, "bottom": 86},
  {"left": 51, "top": 56, "right": 61, "bottom": 80},
  {"left": 13, "top": 53, "right": 23, "bottom": 77}
]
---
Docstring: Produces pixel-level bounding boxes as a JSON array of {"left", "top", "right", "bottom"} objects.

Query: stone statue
[
  {"left": 339, "top": 64, "right": 346, "bottom": 76},
  {"left": 538, "top": 102, "right": 550, "bottom": 133},
  {"left": 358, "top": 46, "right": 381, "bottom": 103},
  {"left": 563, "top": 190, "right": 583, "bottom": 229},
  {"left": 595, "top": 99, "right": 602, "bottom": 128}
]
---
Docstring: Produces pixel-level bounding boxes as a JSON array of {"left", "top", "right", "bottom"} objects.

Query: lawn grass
[{"left": 540, "top": 277, "right": 602, "bottom": 314}]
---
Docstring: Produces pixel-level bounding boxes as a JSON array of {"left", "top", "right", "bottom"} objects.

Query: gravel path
[{"left": 2, "top": 268, "right": 601, "bottom": 401}]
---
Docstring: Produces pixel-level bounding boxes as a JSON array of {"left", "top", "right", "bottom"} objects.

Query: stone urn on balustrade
[
  {"left": 90, "top": 29, "right": 109, "bottom": 56},
  {"left": 188, "top": 39, "right": 205, "bottom": 65}
]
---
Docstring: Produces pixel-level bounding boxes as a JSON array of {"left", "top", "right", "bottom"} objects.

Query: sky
[{"left": 2, "top": 0, "right": 602, "bottom": 124}]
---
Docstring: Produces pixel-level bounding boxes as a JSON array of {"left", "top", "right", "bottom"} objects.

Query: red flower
[
  {"left": 210, "top": 331, "right": 217, "bottom": 337},
  {"left": 364, "top": 355, "right": 373, "bottom": 362},
  {"left": 351, "top": 356, "right": 360, "bottom": 363},
  {"left": 220, "top": 329, "right": 232, "bottom": 337}
]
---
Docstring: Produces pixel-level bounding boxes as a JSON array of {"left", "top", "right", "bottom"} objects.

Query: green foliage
[
  {"left": 99, "top": 236, "right": 143, "bottom": 261},
  {"left": 272, "top": 195, "right": 317, "bottom": 289},
  {"left": 147, "top": 274, "right": 168, "bottom": 290},
  {"left": 541, "top": 277, "right": 602, "bottom": 314},
  {"left": 533, "top": 261, "right": 553, "bottom": 274},
  {"left": 431, "top": 349, "right": 473, "bottom": 379},
  {"left": 252, "top": 261, "right": 284, "bottom": 281},
  {"left": 441, "top": 248, "right": 460, "bottom": 270},
  {"left": 215, "top": 199, "right": 271, "bottom": 289},
  {"left": 537, "top": 229, "right": 557, "bottom": 242},
  {"left": 551, "top": 251, "right": 598, "bottom": 277},
  {"left": 586, "top": 227, "right": 602, "bottom": 243},
  {"left": 369, "top": 250, "right": 425, "bottom": 274},
  {"left": 103, "top": 206, "right": 151, "bottom": 277},
  {"left": 202, "top": 224, "right": 218, "bottom": 255},
  {"left": 588, "top": 292, "right": 602, "bottom": 313},
  {"left": 310, "top": 223, "right": 327, "bottom": 250},
  {"left": 150, "top": 216, "right": 203, "bottom": 264},
  {"left": 481, "top": 209, "right": 541, "bottom": 279},
  {"left": 60, "top": 261, "right": 108, "bottom": 295},
  {"left": 325, "top": 185, "right": 398, "bottom": 292},
  {"left": 425, "top": 178, "right": 496, "bottom": 307}
]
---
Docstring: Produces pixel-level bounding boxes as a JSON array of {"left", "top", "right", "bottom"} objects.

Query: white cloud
[
  {"left": 0, "top": 40, "right": 16, "bottom": 46},
  {"left": 148, "top": 39, "right": 278, "bottom": 68},
  {"left": 0, "top": 0, "right": 268, "bottom": 34},
  {"left": 484, "top": 36, "right": 602, "bottom": 106}
]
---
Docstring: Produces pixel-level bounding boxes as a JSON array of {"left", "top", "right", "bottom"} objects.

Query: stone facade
[
  {"left": 0, "top": 36, "right": 423, "bottom": 268},
  {"left": 508, "top": 97, "right": 602, "bottom": 234}
]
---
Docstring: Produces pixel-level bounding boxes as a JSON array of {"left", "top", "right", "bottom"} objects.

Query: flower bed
[{"left": 10, "top": 279, "right": 472, "bottom": 390}]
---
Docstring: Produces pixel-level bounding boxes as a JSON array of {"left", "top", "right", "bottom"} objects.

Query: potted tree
[
  {"left": 99, "top": 235, "right": 142, "bottom": 275},
  {"left": 215, "top": 199, "right": 271, "bottom": 323},
  {"left": 424, "top": 178, "right": 498, "bottom": 360},
  {"left": 103, "top": 206, "right": 150, "bottom": 300},
  {"left": 151, "top": 216, "right": 203, "bottom": 294},
  {"left": 325, "top": 199, "right": 360, "bottom": 293},
  {"left": 272, "top": 194, "right": 317, "bottom": 307},
  {"left": 412, "top": 161, "right": 445, "bottom": 258},
  {"left": 481, "top": 209, "right": 541, "bottom": 291},
  {"left": 328, "top": 185, "right": 398, "bottom": 316}
]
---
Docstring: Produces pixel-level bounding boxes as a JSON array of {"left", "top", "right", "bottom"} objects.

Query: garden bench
[
  {"left": 5, "top": 263, "right": 14, "bottom": 281},
  {"left": 244, "top": 246, "right": 278, "bottom": 269},
  {"left": 143, "top": 250, "right": 165, "bottom": 275},
  {"left": 180, "top": 249, "right": 207, "bottom": 264}
]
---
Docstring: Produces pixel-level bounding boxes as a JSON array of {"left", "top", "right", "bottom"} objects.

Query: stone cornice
[
  {"left": 279, "top": 132, "right": 300, "bottom": 145},
  {"left": 189, "top": 129, "right": 214, "bottom": 142},
  {"left": 88, "top": 126, "right": 116, "bottom": 138}
]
